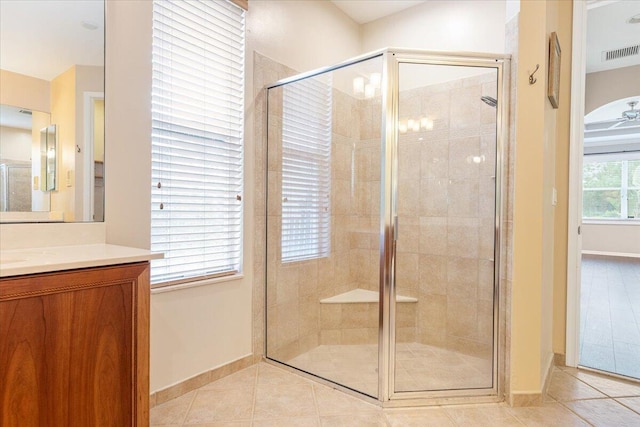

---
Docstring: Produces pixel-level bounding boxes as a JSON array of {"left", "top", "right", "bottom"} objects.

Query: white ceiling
[
  {"left": 586, "top": 0, "right": 640, "bottom": 73},
  {"left": 331, "top": 0, "right": 427, "bottom": 24},
  {"left": 0, "top": 0, "right": 104, "bottom": 81},
  {"left": 0, "top": 104, "right": 33, "bottom": 130}
]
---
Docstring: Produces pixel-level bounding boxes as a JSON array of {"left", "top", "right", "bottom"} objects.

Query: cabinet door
[{"left": 0, "top": 263, "right": 149, "bottom": 427}]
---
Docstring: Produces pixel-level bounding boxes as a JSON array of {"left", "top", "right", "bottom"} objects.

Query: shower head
[{"left": 481, "top": 96, "right": 497, "bottom": 108}]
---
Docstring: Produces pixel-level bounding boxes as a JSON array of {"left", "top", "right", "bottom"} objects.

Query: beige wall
[
  {"left": 50, "top": 66, "right": 76, "bottom": 221},
  {"left": 361, "top": 0, "right": 505, "bottom": 53},
  {"left": 94, "top": 100, "right": 105, "bottom": 163},
  {"left": 74, "top": 65, "right": 104, "bottom": 221},
  {"left": 0, "top": 69, "right": 50, "bottom": 113},
  {"left": 552, "top": 0, "right": 573, "bottom": 359},
  {"left": 0, "top": 126, "right": 31, "bottom": 161},
  {"left": 246, "top": 0, "right": 361, "bottom": 76},
  {"left": 510, "top": 0, "right": 572, "bottom": 400},
  {"left": 582, "top": 223, "right": 640, "bottom": 254},
  {"left": 585, "top": 65, "right": 640, "bottom": 114}
]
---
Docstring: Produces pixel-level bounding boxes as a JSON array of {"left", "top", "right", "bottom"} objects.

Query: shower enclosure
[{"left": 265, "top": 48, "right": 509, "bottom": 405}]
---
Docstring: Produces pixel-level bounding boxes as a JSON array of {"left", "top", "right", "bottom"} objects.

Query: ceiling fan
[
  {"left": 586, "top": 101, "right": 640, "bottom": 129},
  {"left": 619, "top": 101, "right": 639, "bottom": 122}
]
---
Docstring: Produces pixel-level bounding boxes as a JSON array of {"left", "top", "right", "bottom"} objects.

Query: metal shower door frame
[
  {"left": 263, "top": 48, "right": 511, "bottom": 407},
  {"left": 379, "top": 49, "right": 510, "bottom": 405}
]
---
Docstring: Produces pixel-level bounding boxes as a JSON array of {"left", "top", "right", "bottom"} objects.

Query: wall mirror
[{"left": 0, "top": 0, "right": 104, "bottom": 223}]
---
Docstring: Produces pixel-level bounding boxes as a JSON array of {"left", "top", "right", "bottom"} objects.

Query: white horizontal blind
[
  {"left": 281, "top": 76, "right": 332, "bottom": 262},
  {"left": 151, "top": 0, "right": 245, "bottom": 284}
]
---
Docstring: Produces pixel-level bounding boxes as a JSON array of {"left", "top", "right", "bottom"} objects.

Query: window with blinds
[
  {"left": 281, "top": 76, "right": 332, "bottom": 262},
  {"left": 150, "top": 0, "right": 245, "bottom": 285}
]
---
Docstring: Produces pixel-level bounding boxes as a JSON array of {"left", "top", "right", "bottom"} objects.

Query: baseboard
[
  {"left": 508, "top": 353, "right": 555, "bottom": 407},
  {"left": 554, "top": 352, "right": 566, "bottom": 367},
  {"left": 149, "top": 354, "right": 254, "bottom": 408},
  {"left": 508, "top": 392, "right": 543, "bottom": 407},
  {"left": 542, "top": 352, "right": 555, "bottom": 398}
]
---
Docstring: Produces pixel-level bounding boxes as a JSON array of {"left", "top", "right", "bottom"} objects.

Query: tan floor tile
[
  {"left": 385, "top": 407, "right": 456, "bottom": 426},
  {"left": 258, "top": 363, "right": 312, "bottom": 386},
  {"left": 183, "top": 389, "right": 254, "bottom": 424},
  {"left": 547, "top": 370, "right": 607, "bottom": 402},
  {"left": 150, "top": 390, "right": 196, "bottom": 426},
  {"left": 444, "top": 405, "right": 525, "bottom": 426},
  {"left": 506, "top": 403, "right": 590, "bottom": 426},
  {"left": 563, "top": 398, "right": 640, "bottom": 427},
  {"left": 319, "top": 413, "right": 388, "bottom": 427},
  {"left": 252, "top": 417, "right": 320, "bottom": 427},
  {"left": 186, "top": 423, "right": 251, "bottom": 427},
  {"left": 569, "top": 371, "right": 640, "bottom": 398},
  {"left": 617, "top": 397, "right": 640, "bottom": 414},
  {"left": 253, "top": 383, "right": 317, "bottom": 420},
  {"left": 313, "top": 383, "right": 380, "bottom": 416},
  {"left": 201, "top": 365, "right": 258, "bottom": 391}
]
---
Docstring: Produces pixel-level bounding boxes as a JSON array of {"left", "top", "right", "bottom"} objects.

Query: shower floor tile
[{"left": 286, "top": 343, "right": 493, "bottom": 396}]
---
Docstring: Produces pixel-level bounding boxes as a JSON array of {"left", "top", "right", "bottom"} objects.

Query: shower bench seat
[{"left": 320, "top": 288, "right": 417, "bottom": 304}]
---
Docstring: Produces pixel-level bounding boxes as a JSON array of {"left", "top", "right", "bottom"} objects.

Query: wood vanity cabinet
[{"left": 0, "top": 262, "right": 150, "bottom": 427}]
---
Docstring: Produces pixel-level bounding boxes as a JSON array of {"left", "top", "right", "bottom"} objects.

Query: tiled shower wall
[
  {"left": 254, "top": 52, "right": 514, "bottom": 373},
  {"left": 254, "top": 54, "right": 410, "bottom": 361},
  {"left": 395, "top": 72, "right": 499, "bottom": 359}
]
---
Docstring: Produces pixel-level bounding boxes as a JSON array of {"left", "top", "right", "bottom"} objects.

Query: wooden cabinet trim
[{"left": 0, "top": 263, "right": 148, "bottom": 301}]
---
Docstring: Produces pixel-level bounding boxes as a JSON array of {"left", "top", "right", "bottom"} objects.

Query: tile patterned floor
[
  {"left": 151, "top": 362, "right": 640, "bottom": 426},
  {"left": 286, "top": 343, "right": 492, "bottom": 398},
  {"left": 580, "top": 256, "right": 640, "bottom": 379}
]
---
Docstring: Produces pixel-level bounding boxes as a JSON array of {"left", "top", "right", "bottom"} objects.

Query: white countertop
[{"left": 0, "top": 244, "right": 163, "bottom": 277}]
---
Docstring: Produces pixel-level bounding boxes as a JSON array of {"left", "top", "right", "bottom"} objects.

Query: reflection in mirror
[
  {"left": 0, "top": 104, "right": 51, "bottom": 213},
  {"left": 42, "top": 125, "right": 58, "bottom": 192},
  {"left": 0, "top": 0, "right": 104, "bottom": 222}
]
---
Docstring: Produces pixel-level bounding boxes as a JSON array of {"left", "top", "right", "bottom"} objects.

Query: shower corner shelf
[{"left": 319, "top": 288, "right": 417, "bottom": 304}]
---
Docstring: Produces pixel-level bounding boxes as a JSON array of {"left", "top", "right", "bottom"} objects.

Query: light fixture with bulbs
[
  {"left": 353, "top": 77, "right": 365, "bottom": 94},
  {"left": 353, "top": 73, "right": 381, "bottom": 99},
  {"left": 398, "top": 116, "right": 434, "bottom": 134}
]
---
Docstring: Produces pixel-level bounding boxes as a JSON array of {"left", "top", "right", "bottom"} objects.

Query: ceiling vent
[
  {"left": 602, "top": 44, "right": 640, "bottom": 61},
  {"left": 18, "top": 109, "right": 32, "bottom": 115}
]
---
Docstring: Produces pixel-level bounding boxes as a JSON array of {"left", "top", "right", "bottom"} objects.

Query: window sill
[
  {"left": 151, "top": 273, "right": 244, "bottom": 294},
  {"left": 582, "top": 219, "right": 640, "bottom": 225}
]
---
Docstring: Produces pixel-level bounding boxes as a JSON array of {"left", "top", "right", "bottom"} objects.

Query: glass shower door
[
  {"left": 393, "top": 62, "right": 499, "bottom": 394},
  {"left": 265, "top": 55, "right": 384, "bottom": 398}
]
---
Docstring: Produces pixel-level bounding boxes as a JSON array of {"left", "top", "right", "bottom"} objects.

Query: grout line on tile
[
  {"left": 310, "top": 381, "right": 322, "bottom": 421},
  {"left": 558, "top": 400, "right": 597, "bottom": 427},
  {"left": 250, "top": 363, "right": 261, "bottom": 422},
  {"left": 566, "top": 369, "right": 640, "bottom": 399},
  {"left": 614, "top": 397, "right": 640, "bottom": 416},
  {"left": 179, "top": 389, "right": 198, "bottom": 426}
]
